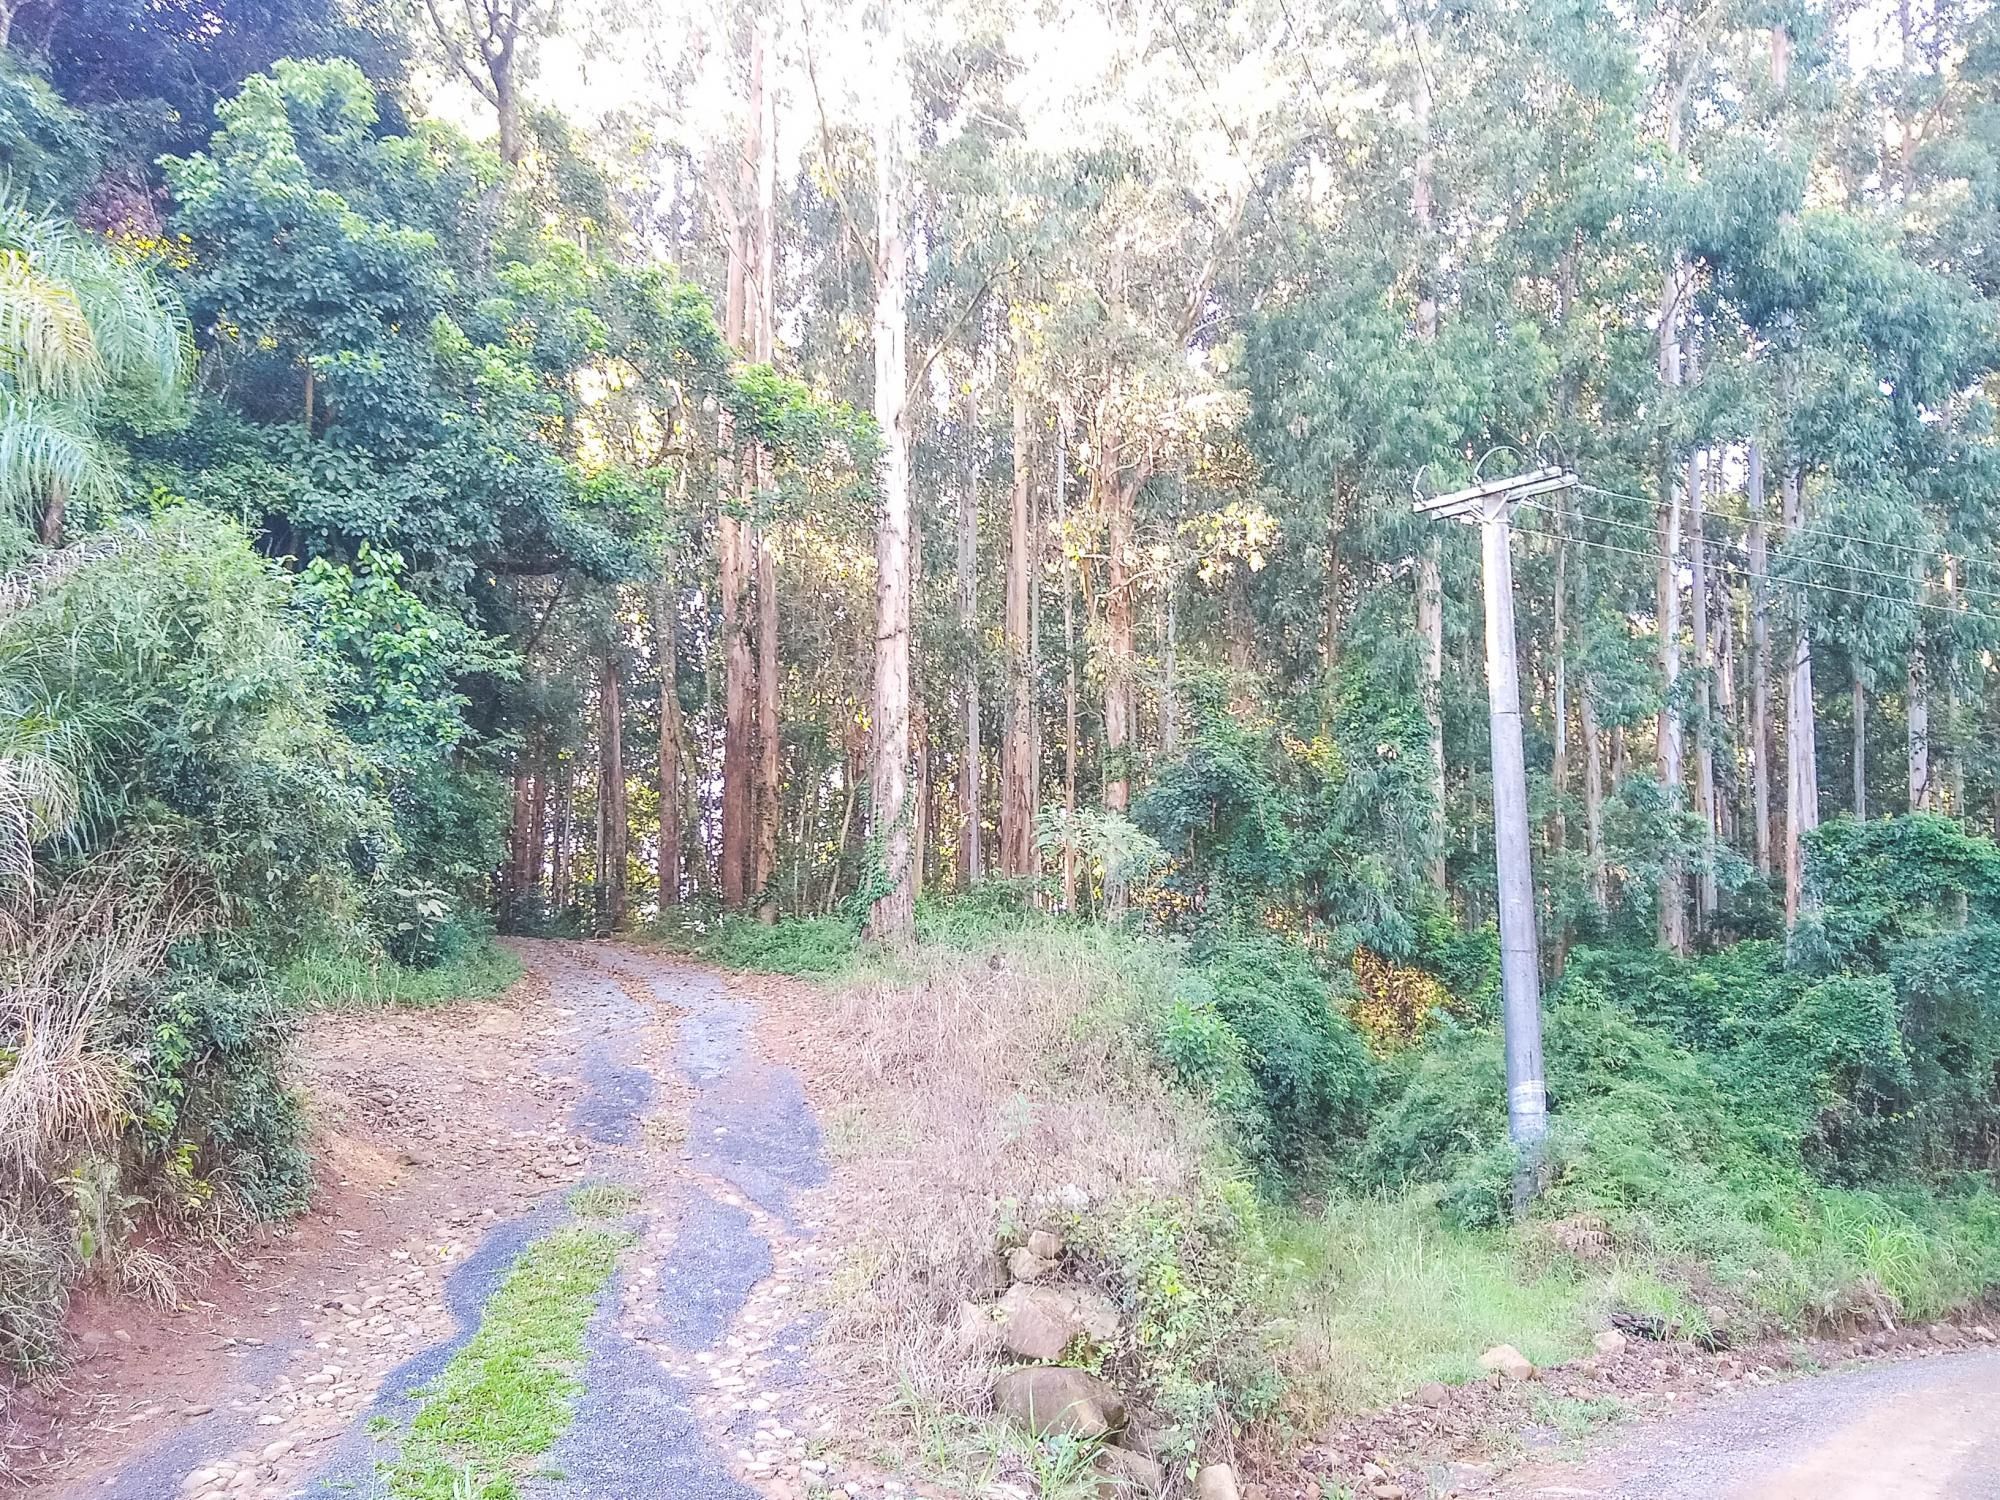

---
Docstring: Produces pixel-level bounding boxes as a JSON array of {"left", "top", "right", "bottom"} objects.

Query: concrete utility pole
[{"left": 1415, "top": 465, "right": 1578, "bottom": 1208}]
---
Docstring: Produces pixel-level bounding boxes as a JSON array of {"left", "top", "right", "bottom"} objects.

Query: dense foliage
[{"left": 10, "top": 0, "right": 2000, "bottom": 1409}]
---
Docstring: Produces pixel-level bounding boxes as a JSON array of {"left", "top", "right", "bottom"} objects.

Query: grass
[
  {"left": 566, "top": 1182, "right": 639, "bottom": 1219},
  {"left": 1264, "top": 1192, "right": 1692, "bottom": 1419},
  {"left": 645, "top": 884, "right": 1057, "bottom": 980},
  {"left": 642, "top": 904, "right": 2000, "bottom": 1473},
  {"left": 378, "top": 1224, "right": 629, "bottom": 1499},
  {"left": 277, "top": 939, "right": 524, "bottom": 1010}
]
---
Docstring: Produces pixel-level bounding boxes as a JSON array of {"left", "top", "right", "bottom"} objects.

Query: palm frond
[
  {"left": 0, "top": 524, "right": 133, "bottom": 625},
  {"left": 0, "top": 187, "right": 188, "bottom": 402},
  {"left": 0, "top": 746, "right": 76, "bottom": 909},
  {"left": 57, "top": 245, "right": 188, "bottom": 399},
  {"left": 0, "top": 400, "right": 115, "bottom": 519},
  {"left": 0, "top": 251, "right": 102, "bottom": 401}
]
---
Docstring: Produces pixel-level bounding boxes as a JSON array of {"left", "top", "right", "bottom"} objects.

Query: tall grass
[
  {"left": 1267, "top": 1194, "right": 1691, "bottom": 1418},
  {"left": 276, "top": 939, "right": 523, "bottom": 1010}
]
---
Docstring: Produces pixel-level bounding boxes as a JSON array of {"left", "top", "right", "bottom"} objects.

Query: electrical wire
[
  {"left": 1161, "top": 2, "right": 1248, "bottom": 167},
  {"left": 1273, "top": 0, "right": 1342, "bottom": 144},
  {"left": 1553, "top": 532, "right": 2000, "bottom": 630},
  {"left": 1572, "top": 480, "right": 1983, "bottom": 576},
  {"left": 1519, "top": 496, "right": 2000, "bottom": 613}
]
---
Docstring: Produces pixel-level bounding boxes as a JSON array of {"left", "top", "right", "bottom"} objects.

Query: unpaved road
[
  {"left": 21, "top": 941, "right": 910, "bottom": 1500},
  {"left": 1498, "top": 1348, "right": 2000, "bottom": 1499}
]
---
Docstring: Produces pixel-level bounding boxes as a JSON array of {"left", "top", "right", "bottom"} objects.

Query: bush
[
  {"left": 121, "top": 945, "right": 308, "bottom": 1219},
  {"left": 1191, "top": 935, "right": 1376, "bottom": 1168},
  {"left": 0, "top": 514, "right": 404, "bottom": 1371}
]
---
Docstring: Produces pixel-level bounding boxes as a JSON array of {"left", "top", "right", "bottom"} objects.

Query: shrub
[{"left": 1193, "top": 935, "right": 1376, "bottom": 1167}]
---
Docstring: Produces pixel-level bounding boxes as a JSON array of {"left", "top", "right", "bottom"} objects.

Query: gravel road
[
  {"left": 61, "top": 941, "right": 833, "bottom": 1500},
  {"left": 1497, "top": 1347, "right": 2000, "bottom": 1499}
]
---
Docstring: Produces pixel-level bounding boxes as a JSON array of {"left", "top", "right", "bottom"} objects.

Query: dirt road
[
  {"left": 1497, "top": 1347, "right": 2000, "bottom": 1499},
  {"left": 22, "top": 941, "right": 904, "bottom": 1500}
]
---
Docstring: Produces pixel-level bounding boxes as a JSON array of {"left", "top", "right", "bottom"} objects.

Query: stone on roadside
[
  {"left": 993, "top": 1366, "right": 1125, "bottom": 1439},
  {"left": 1445, "top": 1460, "right": 1495, "bottom": 1493},
  {"left": 1478, "top": 1344, "right": 1534, "bottom": 1381},
  {"left": 1007, "top": 1246, "right": 1053, "bottom": 1283},
  {"left": 1096, "top": 1443, "right": 1165, "bottom": 1495},
  {"left": 1193, "top": 1464, "right": 1241, "bottom": 1500},
  {"left": 955, "top": 1300, "right": 1001, "bottom": 1355},
  {"left": 1593, "top": 1329, "right": 1628, "bottom": 1356},
  {"left": 995, "top": 1283, "right": 1120, "bottom": 1361},
  {"left": 1027, "top": 1229, "right": 1064, "bottom": 1261}
]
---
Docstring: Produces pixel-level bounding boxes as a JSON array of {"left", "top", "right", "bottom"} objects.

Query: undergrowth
[
  {"left": 276, "top": 938, "right": 523, "bottom": 1010},
  {"left": 745, "top": 885, "right": 2000, "bottom": 1472},
  {"left": 379, "top": 1224, "right": 629, "bottom": 1499}
]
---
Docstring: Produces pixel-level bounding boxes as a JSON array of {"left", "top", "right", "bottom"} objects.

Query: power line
[
  {"left": 1524, "top": 496, "right": 2000, "bottom": 613},
  {"left": 1554, "top": 532, "right": 2000, "bottom": 630},
  {"left": 1273, "top": 0, "right": 1341, "bottom": 144},
  {"left": 1161, "top": 2, "right": 1248, "bottom": 167},
  {"left": 1573, "top": 481, "right": 1978, "bottom": 577}
]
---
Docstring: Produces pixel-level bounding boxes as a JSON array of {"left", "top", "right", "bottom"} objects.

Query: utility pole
[{"left": 1416, "top": 464, "right": 1577, "bottom": 1209}]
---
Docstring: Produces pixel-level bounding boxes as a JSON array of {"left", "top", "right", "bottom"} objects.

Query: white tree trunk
[{"left": 866, "top": 21, "right": 915, "bottom": 943}]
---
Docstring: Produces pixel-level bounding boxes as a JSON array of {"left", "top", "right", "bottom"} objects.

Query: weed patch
[
  {"left": 277, "top": 940, "right": 523, "bottom": 1011},
  {"left": 378, "top": 1225, "right": 628, "bottom": 1499},
  {"left": 566, "top": 1183, "right": 639, "bottom": 1219}
]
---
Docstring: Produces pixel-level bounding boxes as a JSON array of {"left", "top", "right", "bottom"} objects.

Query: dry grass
[
  {"left": 790, "top": 926, "right": 1228, "bottom": 1417},
  {"left": 0, "top": 877, "right": 190, "bottom": 1175},
  {"left": 0, "top": 871, "right": 202, "bottom": 1372}
]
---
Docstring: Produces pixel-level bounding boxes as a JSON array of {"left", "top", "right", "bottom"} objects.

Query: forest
[{"left": 10, "top": 0, "right": 2000, "bottom": 1470}]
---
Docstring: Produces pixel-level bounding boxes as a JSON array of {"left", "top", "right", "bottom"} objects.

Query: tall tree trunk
[
  {"left": 1945, "top": 558, "right": 1963, "bottom": 817},
  {"left": 495, "top": 76, "right": 520, "bottom": 167},
  {"left": 1784, "top": 468, "right": 1819, "bottom": 927},
  {"left": 1748, "top": 441, "right": 1773, "bottom": 874},
  {"left": 1690, "top": 447, "right": 1716, "bottom": 920},
  {"left": 516, "top": 768, "right": 540, "bottom": 936},
  {"left": 957, "top": 381, "right": 982, "bottom": 886},
  {"left": 1412, "top": 54, "right": 1446, "bottom": 890},
  {"left": 1909, "top": 649, "right": 1930, "bottom": 812},
  {"left": 1551, "top": 523, "right": 1569, "bottom": 856},
  {"left": 1059, "top": 409, "right": 1079, "bottom": 913},
  {"left": 1581, "top": 686, "right": 1608, "bottom": 912},
  {"left": 1160, "top": 576, "right": 1180, "bottom": 755},
  {"left": 717, "top": 60, "right": 754, "bottom": 909},
  {"left": 865, "top": 24, "right": 915, "bottom": 944},
  {"left": 1656, "top": 266, "right": 1688, "bottom": 954},
  {"left": 1716, "top": 554, "right": 1738, "bottom": 847},
  {"left": 752, "top": 25, "right": 780, "bottom": 924},
  {"left": 526, "top": 753, "right": 546, "bottom": 910},
  {"left": 1657, "top": 455, "right": 1686, "bottom": 953},
  {"left": 754, "top": 518, "right": 780, "bottom": 919},
  {"left": 1029, "top": 448, "right": 1043, "bottom": 834},
  {"left": 999, "top": 361, "right": 1035, "bottom": 873},
  {"left": 552, "top": 762, "right": 573, "bottom": 916},
  {"left": 913, "top": 700, "right": 930, "bottom": 899},
  {"left": 600, "top": 652, "right": 628, "bottom": 930},
  {"left": 657, "top": 586, "right": 683, "bottom": 908},
  {"left": 1101, "top": 433, "right": 1137, "bottom": 815},
  {"left": 1851, "top": 674, "right": 1867, "bottom": 819},
  {"left": 1418, "top": 546, "right": 1446, "bottom": 887}
]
